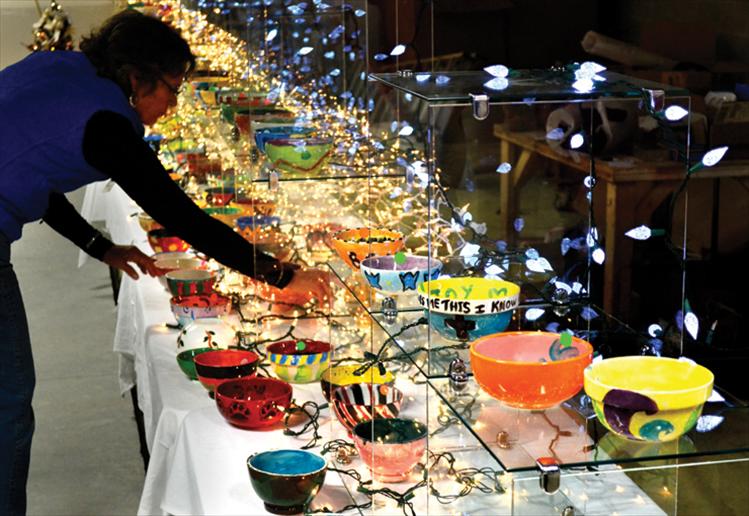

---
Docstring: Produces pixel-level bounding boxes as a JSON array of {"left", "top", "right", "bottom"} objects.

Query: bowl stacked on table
[
  {"left": 331, "top": 383, "right": 404, "bottom": 435},
  {"left": 193, "top": 349, "right": 259, "bottom": 395},
  {"left": 331, "top": 228, "right": 405, "bottom": 270},
  {"left": 215, "top": 377, "right": 292, "bottom": 429},
  {"left": 169, "top": 292, "right": 231, "bottom": 327},
  {"left": 584, "top": 356, "right": 714, "bottom": 442},
  {"left": 320, "top": 364, "right": 395, "bottom": 402},
  {"left": 417, "top": 277, "right": 520, "bottom": 342},
  {"left": 351, "top": 418, "right": 427, "bottom": 483},
  {"left": 266, "top": 339, "right": 331, "bottom": 384},
  {"left": 165, "top": 269, "right": 216, "bottom": 298},
  {"left": 471, "top": 331, "right": 593, "bottom": 409}
]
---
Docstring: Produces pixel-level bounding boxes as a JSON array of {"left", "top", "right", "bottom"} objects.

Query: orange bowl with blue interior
[
  {"left": 584, "top": 356, "right": 714, "bottom": 442},
  {"left": 331, "top": 228, "right": 404, "bottom": 270},
  {"left": 471, "top": 331, "right": 593, "bottom": 409}
]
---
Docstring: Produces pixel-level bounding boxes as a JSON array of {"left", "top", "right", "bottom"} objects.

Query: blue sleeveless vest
[{"left": 0, "top": 51, "right": 144, "bottom": 241}]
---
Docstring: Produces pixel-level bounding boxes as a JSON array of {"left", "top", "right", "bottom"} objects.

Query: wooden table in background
[{"left": 493, "top": 125, "right": 749, "bottom": 319}]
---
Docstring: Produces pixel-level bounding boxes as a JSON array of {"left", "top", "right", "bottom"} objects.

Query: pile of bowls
[
  {"left": 147, "top": 228, "right": 190, "bottom": 254},
  {"left": 169, "top": 293, "right": 231, "bottom": 327},
  {"left": 360, "top": 255, "right": 442, "bottom": 296},
  {"left": 352, "top": 418, "right": 427, "bottom": 483},
  {"left": 266, "top": 339, "right": 331, "bottom": 384},
  {"left": 215, "top": 377, "right": 292, "bottom": 429},
  {"left": 471, "top": 331, "right": 593, "bottom": 409},
  {"left": 584, "top": 356, "right": 714, "bottom": 442},
  {"left": 193, "top": 349, "right": 259, "bottom": 394},
  {"left": 417, "top": 277, "right": 520, "bottom": 342},
  {"left": 331, "top": 383, "right": 404, "bottom": 434},
  {"left": 320, "top": 364, "right": 395, "bottom": 402},
  {"left": 264, "top": 137, "right": 334, "bottom": 177},
  {"left": 247, "top": 449, "right": 326, "bottom": 515},
  {"left": 331, "top": 228, "right": 404, "bottom": 270}
]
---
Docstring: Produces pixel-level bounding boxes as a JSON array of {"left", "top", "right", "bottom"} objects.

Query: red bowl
[
  {"left": 147, "top": 228, "right": 190, "bottom": 254},
  {"left": 215, "top": 377, "right": 293, "bottom": 429},
  {"left": 193, "top": 350, "right": 259, "bottom": 394}
]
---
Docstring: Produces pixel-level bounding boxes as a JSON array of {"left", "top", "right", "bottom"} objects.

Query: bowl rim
[
  {"left": 584, "top": 356, "right": 714, "bottom": 404},
  {"left": 165, "top": 269, "right": 215, "bottom": 281},
  {"left": 215, "top": 376, "right": 292, "bottom": 400},
  {"left": 321, "top": 363, "right": 395, "bottom": 384},
  {"left": 332, "top": 227, "right": 404, "bottom": 243},
  {"left": 193, "top": 349, "right": 259, "bottom": 367},
  {"left": 176, "top": 346, "right": 215, "bottom": 361},
  {"left": 352, "top": 417, "right": 427, "bottom": 444},
  {"left": 247, "top": 449, "right": 327, "bottom": 477},
  {"left": 470, "top": 331, "right": 594, "bottom": 367},
  {"left": 417, "top": 276, "right": 521, "bottom": 302},
  {"left": 361, "top": 254, "right": 441, "bottom": 272},
  {"left": 264, "top": 137, "right": 334, "bottom": 147},
  {"left": 169, "top": 293, "right": 231, "bottom": 308},
  {"left": 267, "top": 339, "right": 331, "bottom": 356}
]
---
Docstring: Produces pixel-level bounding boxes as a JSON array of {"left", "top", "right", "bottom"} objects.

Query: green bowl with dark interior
[{"left": 176, "top": 347, "right": 214, "bottom": 381}]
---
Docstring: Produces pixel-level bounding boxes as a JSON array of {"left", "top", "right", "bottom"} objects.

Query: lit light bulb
[
  {"left": 664, "top": 105, "right": 688, "bottom": 121},
  {"left": 484, "top": 77, "right": 509, "bottom": 90},
  {"left": 546, "top": 127, "right": 565, "bottom": 141},
  {"left": 390, "top": 44, "right": 406, "bottom": 56},
  {"left": 684, "top": 311, "right": 699, "bottom": 340},
  {"left": 484, "top": 64, "right": 509, "bottom": 78},
  {"left": 569, "top": 133, "right": 585, "bottom": 149},
  {"left": 647, "top": 323, "right": 663, "bottom": 338},
  {"left": 398, "top": 125, "right": 414, "bottom": 137},
  {"left": 592, "top": 247, "right": 605, "bottom": 264},
  {"left": 297, "top": 46, "right": 313, "bottom": 56},
  {"left": 265, "top": 29, "right": 277, "bottom": 42},
  {"left": 689, "top": 146, "right": 728, "bottom": 173},
  {"left": 573, "top": 78, "right": 594, "bottom": 93},
  {"left": 525, "top": 308, "right": 545, "bottom": 321},
  {"left": 625, "top": 225, "right": 665, "bottom": 240},
  {"left": 495, "top": 162, "right": 512, "bottom": 174},
  {"left": 415, "top": 73, "right": 431, "bottom": 82}
]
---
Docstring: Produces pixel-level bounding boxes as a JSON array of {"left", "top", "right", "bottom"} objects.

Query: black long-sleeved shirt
[{"left": 42, "top": 110, "right": 293, "bottom": 288}]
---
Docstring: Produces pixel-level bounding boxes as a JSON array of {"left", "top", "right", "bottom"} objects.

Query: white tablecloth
[{"left": 80, "top": 183, "right": 666, "bottom": 515}]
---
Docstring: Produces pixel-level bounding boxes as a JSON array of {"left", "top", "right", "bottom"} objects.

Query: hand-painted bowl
[
  {"left": 236, "top": 215, "right": 282, "bottom": 245},
  {"left": 169, "top": 293, "right": 232, "bottom": 327},
  {"left": 177, "top": 317, "right": 238, "bottom": 351},
  {"left": 584, "top": 356, "right": 714, "bottom": 442},
  {"left": 331, "top": 228, "right": 405, "bottom": 271},
  {"left": 202, "top": 206, "right": 244, "bottom": 227},
  {"left": 233, "top": 197, "right": 276, "bottom": 216},
  {"left": 254, "top": 125, "right": 314, "bottom": 153},
  {"left": 215, "top": 377, "right": 293, "bottom": 429},
  {"left": 137, "top": 212, "right": 161, "bottom": 233},
  {"left": 266, "top": 339, "right": 331, "bottom": 384},
  {"left": 176, "top": 347, "right": 213, "bottom": 381},
  {"left": 147, "top": 228, "right": 190, "bottom": 254},
  {"left": 352, "top": 418, "right": 427, "bottom": 483},
  {"left": 152, "top": 251, "right": 194, "bottom": 262},
  {"left": 165, "top": 269, "right": 215, "bottom": 297},
  {"left": 417, "top": 277, "right": 520, "bottom": 342},
  {"left": 156, "top": 258, "right": 208, "bottom": 290},
  {"left": 264, "top": 137, "right": 334, "bottom": 176},
  {"left": 247, "top": 449, "right": 327, "bottom": 515},
  {"left": 471, "top": 332, "right": 594, "bottom": 409},
  {"left": 234, "top": 108, "right": 295, "bottom": 135},
  {"left": 360, "top": 255, "right": 442, "bottom": 296},
  {"left": 193, "top": 349, "right": 259, "bottom": 394},
  {"left": 332, "top": 383, "right": 403, "bottom": 435},
  {"left": 204, "top": 187, "right": 235, "bottom": 206},
  {"left": 320, "top": 364, "right": 395, "bottom": 402}
]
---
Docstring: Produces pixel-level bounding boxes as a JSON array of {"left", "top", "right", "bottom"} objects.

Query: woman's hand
[
  {"left": 283, "top": 267, "right": 333, "bottom": 306},
  {"left": 102, "top": 245, "right": 160, "bottom": 280}
]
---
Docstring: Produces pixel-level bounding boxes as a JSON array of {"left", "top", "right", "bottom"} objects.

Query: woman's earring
[{"left": 129, "top": 93, "right": 137, "bottom": 108}]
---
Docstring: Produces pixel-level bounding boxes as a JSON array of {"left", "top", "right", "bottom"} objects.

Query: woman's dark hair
[{"left": 79, "top": 10, "right": 195, "bottom": 96}]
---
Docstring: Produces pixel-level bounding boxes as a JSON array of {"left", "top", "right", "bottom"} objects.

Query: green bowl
[
  {"left": 264, "top": 137, "right": 334, "bottom": 177},
  {"left": 176, "top": 347, "right": 214, "bottom": 381}
]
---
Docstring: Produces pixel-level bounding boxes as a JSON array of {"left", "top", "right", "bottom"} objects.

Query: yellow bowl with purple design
[{"left": 584, "top": 356, "right": 714, "bottom": 442}]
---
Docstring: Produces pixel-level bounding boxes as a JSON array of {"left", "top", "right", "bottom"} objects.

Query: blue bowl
[
  {"left": 254, "top": 126, "right": 314, "bottom": 153},
  {"left": 360, "top": 255, "right": 442, "bottom": 296},
  {"left": 236, "top": 215, "right": 281, "bottom": 231},
  {"left": 247, "top": 449, "right": 327, "bottom": 514},
  {"left": 426, "top": 310, "right": 514, "bottom": 342}
]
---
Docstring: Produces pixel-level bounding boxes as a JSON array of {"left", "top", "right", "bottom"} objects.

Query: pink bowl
[{"left": 351, "top": 418, "right": 427, "bottom": 483}]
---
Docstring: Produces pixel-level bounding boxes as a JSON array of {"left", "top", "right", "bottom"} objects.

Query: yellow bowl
[
  {"left": 584, "top": 356, "right": 714, "bottom": 442},
  {"left": 320, "top": 364, "right": 395, "bottom": 402}
]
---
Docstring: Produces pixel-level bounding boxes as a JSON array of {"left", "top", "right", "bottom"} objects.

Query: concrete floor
[{"left": 12, "top": 188, "right": 143, "bottom": 515}]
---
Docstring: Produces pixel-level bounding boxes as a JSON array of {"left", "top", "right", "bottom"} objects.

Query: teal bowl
[{"left": 247, "top": 449, "right": 327, "bottom": 514}]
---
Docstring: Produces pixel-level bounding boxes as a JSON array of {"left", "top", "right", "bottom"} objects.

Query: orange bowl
[
  {"left": 331, "top": 228, "right": 404, "bottom": 270},
  {"left": 470, "top": 331, "right": 593, "bottom": 409}
]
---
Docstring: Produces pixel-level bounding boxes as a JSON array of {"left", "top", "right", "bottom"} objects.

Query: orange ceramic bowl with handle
[{"left": 470, "top": 331, "right": 593, "bottom": 409}]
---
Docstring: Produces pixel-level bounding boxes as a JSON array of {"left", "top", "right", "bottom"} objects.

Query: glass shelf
[
  {"left": 369, "top": 70, "right": 690, "bottom": 104},
  {"left": 428, "top": 376, "right": 749, "bottom": 473}
]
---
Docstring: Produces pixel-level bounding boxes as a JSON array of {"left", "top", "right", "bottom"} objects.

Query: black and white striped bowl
[{"left": 331, "top": 383, "right": 404, "bottom": 434}]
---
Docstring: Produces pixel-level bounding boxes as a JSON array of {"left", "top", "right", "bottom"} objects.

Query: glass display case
[{"left": 148, "top": 1, "right": 748, "bottom": 514}]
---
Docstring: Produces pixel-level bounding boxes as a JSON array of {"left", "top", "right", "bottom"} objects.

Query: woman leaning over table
[{"left": 0, "top": 10, "right": 331, "bottom": 514}]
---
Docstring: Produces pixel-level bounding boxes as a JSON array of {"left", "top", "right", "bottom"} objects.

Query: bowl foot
[{"left": 263, "top": 502, "right": 305, "bottom": 515}]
